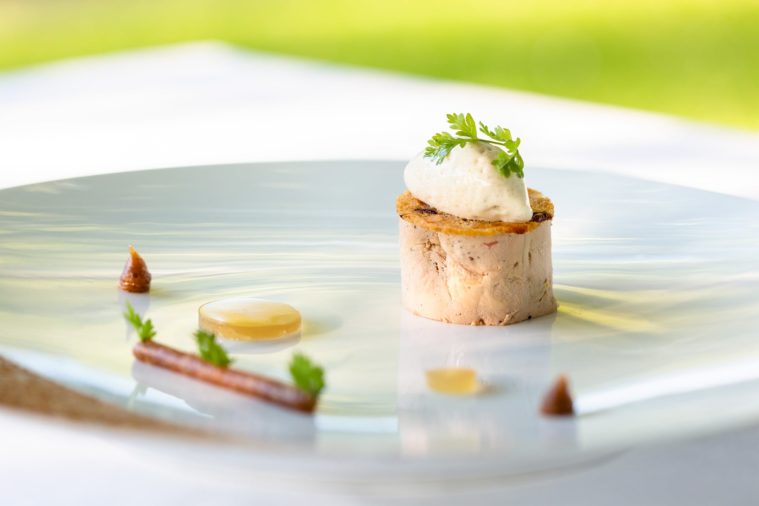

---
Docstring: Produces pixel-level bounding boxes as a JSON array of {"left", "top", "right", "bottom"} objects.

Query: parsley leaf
[
  {"left": 289, "top": 352, "right": 325, "bottom": 398},
  {"left": 424, "top": 113, "right": 525, "bottom": 178},
  {"left": 123, "top": 302, "right": 156, "bottom": 342},
  {"left": 194, "top": 330, "right": 232, "bottom": 368}
]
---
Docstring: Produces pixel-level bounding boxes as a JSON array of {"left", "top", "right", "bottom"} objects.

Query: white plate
[{"left": 1, "top": 161, "right": 758, "bottom": 479}]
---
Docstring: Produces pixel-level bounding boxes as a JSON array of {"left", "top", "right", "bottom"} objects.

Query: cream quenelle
[{"left": 404, "top": 141, "right": 533, "bottom": 223}]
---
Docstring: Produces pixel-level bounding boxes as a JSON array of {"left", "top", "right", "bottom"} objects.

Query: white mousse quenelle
[
  {"left": 397, "top": 113, "right": 557, "bottom": 326},
  {"left": 404, "top": 142, "right": 533, "bottom": 223}
]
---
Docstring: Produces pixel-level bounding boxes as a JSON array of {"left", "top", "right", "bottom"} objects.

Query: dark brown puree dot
[
  {"left": 540, "top": 375, "right": 575, "bottom": 417},
  {"left": 119, "top": 245, "right": 152, "bottom": 293}
]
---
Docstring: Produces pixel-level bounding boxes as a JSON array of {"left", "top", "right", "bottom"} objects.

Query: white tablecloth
[{"left": 1, "top": 41, "right": 758, "bottom": 504}]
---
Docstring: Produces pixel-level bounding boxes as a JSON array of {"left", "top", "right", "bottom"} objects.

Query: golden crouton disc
[{"left": 396, "top": 188, "right": 554, "bottom": 237}]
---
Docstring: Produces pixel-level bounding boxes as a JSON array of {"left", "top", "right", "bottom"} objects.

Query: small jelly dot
[{"left": 425, "top": 367, "right": 480, "bottom": 395}]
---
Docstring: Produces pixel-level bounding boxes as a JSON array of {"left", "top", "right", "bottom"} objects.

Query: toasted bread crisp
[{"left": 396, "top": 189, "right": 554, "bottom": 237}]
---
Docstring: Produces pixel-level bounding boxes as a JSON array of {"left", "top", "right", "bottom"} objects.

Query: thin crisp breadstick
[{"left": 133, "top": 341, "right": 316, "bottom": 413}]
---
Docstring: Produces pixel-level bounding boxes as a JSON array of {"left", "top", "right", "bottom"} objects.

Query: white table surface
[{"left": 1, "top": 41, "right": 758, "bottom": 504}]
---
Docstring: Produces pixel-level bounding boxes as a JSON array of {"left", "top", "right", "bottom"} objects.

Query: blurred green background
[{"left": 1, "top": 0, "right": 757, "bottom": 129}]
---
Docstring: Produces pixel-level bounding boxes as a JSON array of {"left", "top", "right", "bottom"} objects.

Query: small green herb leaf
[
  {"left": 424, "top": 113, "right": 525, "bottom": 178},
  {"left": 424, "top": 132, "right": 467, "bottom": 165},
  {"left": 289, "top": 352, "right": 325, "bottom": 398},
  {"left": 194, "top": 330, "right": 232, "bottom": 368},
  {"left": 123, "top": 302, "right": 156, "bottom": 342},
  {"left": 491, "top": 126, "right": 513, "bottom": 143},
  {"left": 493, "top": 149, "right": 525, "bottom": 179},
  {"left": 447, "top": 112, "right": 478, "bottom": 139},
  {"left": 478, "top": 121, "right": 497, "bottom": 139},
  {"left": 140, "top": 319, "right": 156, "bottom": 340}
]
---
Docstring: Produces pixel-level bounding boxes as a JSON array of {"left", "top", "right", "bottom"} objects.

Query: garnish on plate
[
  {"left": 424, "top": 112, "right": 525, "bottom": 178},
  {"left": 289, "top": 352, "right": 325, "bottom": 398},
  {"left": 425, "top": 367, "right": 480, "bottom": 395},
  {"left": 540, "top": 374, "right": 575, "bottom": 417},
  {"left": 194, "top": 330, "right": 232, "bottom": 368},
  {"left": 123, "top": 302, "right": 156, "bottom": 342},
  {"left": 119, "top": 245, "right": 152, "bottom": 293},
  {"left": 198, "top": 297, "right": 302, "bottom": 341},
  {"left": 125, "top": 307, "right": 324, "bottom": 413}
]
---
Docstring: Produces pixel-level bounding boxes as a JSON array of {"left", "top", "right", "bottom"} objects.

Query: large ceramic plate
[{"left": 1, "top": 161, "right": 758, "bottom": 479}]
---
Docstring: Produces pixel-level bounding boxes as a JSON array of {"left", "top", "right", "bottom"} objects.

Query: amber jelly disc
[{"left": 199, "top": 297, "right": 301, "bottom": 341}]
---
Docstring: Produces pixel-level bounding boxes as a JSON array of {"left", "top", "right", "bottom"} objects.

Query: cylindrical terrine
[{"left": 397, "top": 189, "right": 557, "bottom": 325}]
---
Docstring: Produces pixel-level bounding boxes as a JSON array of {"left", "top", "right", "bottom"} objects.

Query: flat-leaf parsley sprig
[{"left": 424, "top": 113, "right": 525, "bottom": 178}]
